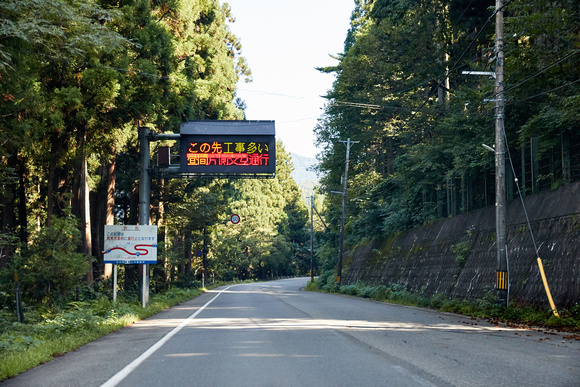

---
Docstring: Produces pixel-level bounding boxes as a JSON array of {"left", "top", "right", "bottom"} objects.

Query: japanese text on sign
[
  {"left": 185, "top": 141, "right": 270, "bottom": 167},
  {"left": 179, "top": 120, "right": 276, "bottom": 176},
  {"left": 103, "top": 225, "right": 158, "bottom": 264}
]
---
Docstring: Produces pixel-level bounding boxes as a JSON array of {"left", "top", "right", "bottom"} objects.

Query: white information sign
[{"left": 104, "top": 225, "right": 158, "bottom": 264}]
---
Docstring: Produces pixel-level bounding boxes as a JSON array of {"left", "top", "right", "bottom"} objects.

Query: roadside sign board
[{"left": 104, "top": 225, "right": 158, "bottom": 264}]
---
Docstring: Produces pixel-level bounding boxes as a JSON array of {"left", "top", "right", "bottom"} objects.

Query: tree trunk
[
  {"left": 72, "top": 125, "right": 93, "bottom": 284},
  {"left": 97, "top": 151, "right": 117, "bottom": 281},
  {"left": 0, "top": 153, "right": 17, "bottom": 269},
  {"left": 386, "top": 137, "right": 394, "bottom": 176},
  {"left": 18, "top": 155, "right": 28, "bottom": 244},
  {"left": 202, "top": 227, "right": 209, "bottom": 283},
  {"left": 154, "top": 179, "right": 167, "bottom": 290},
  {"left": 46, "top": 130, "right": 70, "bottom": 226},
  {"left": 124, "top": 185, "right": 140, "bottom": 291},
  {"left": 184, "top": 230, "right": 193, "bottom": 275},
  {"left": 46, "top": 132, "right": 58, "bottom": 226}
]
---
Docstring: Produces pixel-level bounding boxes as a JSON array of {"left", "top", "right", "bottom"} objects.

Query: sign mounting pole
[{"left": 139, "top": 126, "right": 151, "bottom": 308}]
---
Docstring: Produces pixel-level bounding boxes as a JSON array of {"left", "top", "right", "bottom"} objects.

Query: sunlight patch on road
[{"left": 182, "top": 317, "right": 510, "bottom": 333}]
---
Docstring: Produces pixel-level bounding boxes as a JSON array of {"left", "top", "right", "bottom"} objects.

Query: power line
[
  {"left": 481, "top": 48, "right": 580, "bottom": 102},
  {"left": 278, "top": 116, "right": 320, "bottom": 124},
  {"left": 504, "top": 49, "right": 580, "bottom": 95},
  {"left": 397, "top": 3, "right": 505, "bottom": 131},
  {"left": 237, "top": 88, "right": 313, "bottom": 101},
  {"left": 510, "top": 78, "right": 580, "bottom": 104}
]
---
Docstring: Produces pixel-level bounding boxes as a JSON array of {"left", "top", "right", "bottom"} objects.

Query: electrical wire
[
  {"left": 509, "top": 78, "right": 580, "bottom": 104},
  {"left": 326, "top": 1, "right": 500, "bottom": 117},
  {"left": 503, "top": 49, "right": 580, "bottom": 95},
  {"left": 396, "top": 2, "right": 509, "bottom": 131},
  {"left": 479, "top": 48, "right": 580, "bottom": 104},
  {"left": 503, "top": 127, "right": 540, "bottom": 256}
]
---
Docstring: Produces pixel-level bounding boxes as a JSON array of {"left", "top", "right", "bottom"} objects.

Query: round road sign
[{"left": 230, "top": 214, "right": 241, "bottom": 224}]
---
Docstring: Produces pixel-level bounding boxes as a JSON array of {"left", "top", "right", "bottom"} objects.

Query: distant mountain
[
  {"left": 290, "top": 154, "right": 317, "bottom": 184},
  {"left": 290, "top": 153, "right": 319, "bottom": 205}
]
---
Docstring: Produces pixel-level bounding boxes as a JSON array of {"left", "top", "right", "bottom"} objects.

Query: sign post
[
  {"left": 113, "top": 264, "right": 117, "bottom": 302},
  {"left": 139, "top": 126, "right": 151, "bottom": 307}
]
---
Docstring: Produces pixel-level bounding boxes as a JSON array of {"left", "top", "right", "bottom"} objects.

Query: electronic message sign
[{"left": 179, "top": 120, "right": 275, "bottom": 176}]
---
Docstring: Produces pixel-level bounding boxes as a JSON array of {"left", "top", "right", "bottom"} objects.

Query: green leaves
[
  {"left": 205, "top": 145, "right": 309, "bottom": 280},
  {"left": 0, "top": 0, "right": 126, "bottom": 71},
  {"left": 315, "top": 0, "right": 579, "bottom": 268},
  {"left": 0, "top": 0, "right": 256, "bottom": 304},
  {"left": 12, "top": 214, "right": 90, "bottom": 305}
]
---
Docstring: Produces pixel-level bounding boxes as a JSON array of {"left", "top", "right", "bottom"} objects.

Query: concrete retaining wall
[{"left": 343, "top": 182, "right": 580, "bottom": 309}]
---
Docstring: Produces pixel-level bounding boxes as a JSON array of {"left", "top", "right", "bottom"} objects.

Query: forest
[
  {"left": 0, "top": 0, "right": 310, "bottom": 307},
  {"left": 1, "top": 0, "right": 578, "bottom": 309},
  {"left": 314, "top": 0, "right": 579, "bottom": 273}
]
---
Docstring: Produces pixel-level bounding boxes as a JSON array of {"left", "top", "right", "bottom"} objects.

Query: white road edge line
[{"left": 100, "top": 286, "right": 233, "bottom": 387}]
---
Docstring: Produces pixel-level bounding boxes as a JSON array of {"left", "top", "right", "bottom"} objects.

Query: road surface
[{"left": 3, "top": 278, "right": 579, "bottom": 386}]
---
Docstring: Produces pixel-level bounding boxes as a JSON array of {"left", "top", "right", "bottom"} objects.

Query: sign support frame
[
  {"left": 135, "top": 121, "right": 275, "bottom": 307},
  {"left": 139, "top": 126, "right": 151, "bottom": 308}
]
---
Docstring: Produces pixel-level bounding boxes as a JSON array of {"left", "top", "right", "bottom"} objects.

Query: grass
[
  {"left": 306, "top": 276, "right": 580, "bottom": 332},
  {"left": 0, "top": 285, "right": 216, "bottom": 381}
]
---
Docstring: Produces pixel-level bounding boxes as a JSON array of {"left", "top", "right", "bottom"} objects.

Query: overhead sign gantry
[{"left": 124, "top": 120, "right": 276, "bottom": 307}]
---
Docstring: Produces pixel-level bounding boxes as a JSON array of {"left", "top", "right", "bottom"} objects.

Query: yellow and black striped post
[
  {"left": 496, "top": 270, "right": 508, "bottom": 307},
  {"left": 496, "top": 270, "right": 508, "bottom": 291}
]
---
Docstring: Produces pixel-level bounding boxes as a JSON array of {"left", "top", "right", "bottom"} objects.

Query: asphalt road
[{"left": 3, "top": 278, "right": 579, "bottom": 386}]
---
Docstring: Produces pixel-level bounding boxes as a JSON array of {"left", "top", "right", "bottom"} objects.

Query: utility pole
[
  {"left": 336, "top": 138, "right": 358, "bottom": 284},
  {"left": 310, "top": 195, "right": 314, "bottom": 283},
  {"left": 462, "top": 3, "right": 508, "bottom": 306},
  {"left": 494, "top": 0, "right": 508, "bottom": 307}
]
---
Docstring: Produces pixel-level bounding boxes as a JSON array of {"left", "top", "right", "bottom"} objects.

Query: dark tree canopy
[{"left": 315, "top": 0, "right": 579, "bottom": 260}]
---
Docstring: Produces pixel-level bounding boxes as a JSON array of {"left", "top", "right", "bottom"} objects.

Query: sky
[{"left": 224, "top": 0, "right": 355, "bottom": 159}]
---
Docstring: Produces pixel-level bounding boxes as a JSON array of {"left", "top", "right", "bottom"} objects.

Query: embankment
[{"left": 343, "top": 182, "right": 580, "bottom": 309}]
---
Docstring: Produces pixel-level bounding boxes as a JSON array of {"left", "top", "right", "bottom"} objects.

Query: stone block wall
[{"left": 343, "top": 182, "right": 580, "bottom": 309}]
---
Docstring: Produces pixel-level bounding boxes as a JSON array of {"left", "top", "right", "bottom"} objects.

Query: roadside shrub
[
  {"left": 341, "top": 284, "right": 359, "bottom": 296},
  {"left": 322, "top": 280, "right": 340, "bottom": 293},
  {"left": 367, "top": 285, "right": 390, "bottom": 300},
  {"left": 430, "top": 293, "right": 445, "bottom": 309},
  {"left": 6, "top": 215, "right": 90, "bottom": 307},
  {"left": 359, "top": 285, "right": 377, "bottom": 299},
  {"left": 316, "top": 270, "right": 340, "bottom": 293}
]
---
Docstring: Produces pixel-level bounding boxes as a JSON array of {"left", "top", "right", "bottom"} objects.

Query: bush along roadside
[
  {"left": 306, "top": 273, "right": 580, "bottom": 333},
  {"left": 0, "top": 284, "right": 220, "bottom": 381}
]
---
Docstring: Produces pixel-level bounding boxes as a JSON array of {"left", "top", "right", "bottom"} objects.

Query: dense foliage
[
  {"left": 314, "top": 0, "right": 579, "bottom": 269},
  {"left": 0, "top": 0, "right": 309, "bottom": 309}
]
